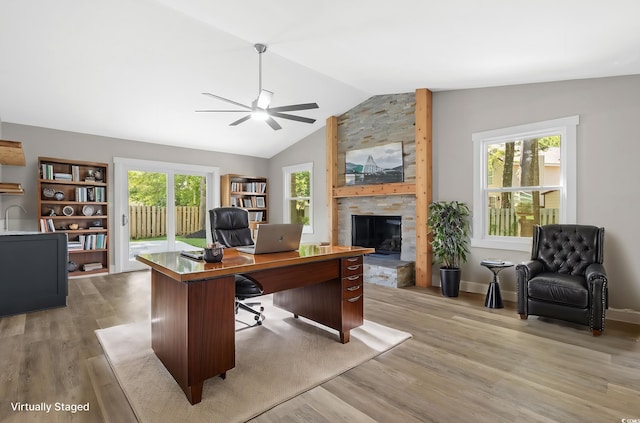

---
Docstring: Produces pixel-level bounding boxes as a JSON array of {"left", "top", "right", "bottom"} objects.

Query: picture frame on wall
[{"left": 345, "top": 142, "right": 404, "bottom": 186}]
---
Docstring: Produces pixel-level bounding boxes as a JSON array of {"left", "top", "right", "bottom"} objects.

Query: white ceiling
[{"left": 1, "top": 0, "right": 639, "bottom": 158}]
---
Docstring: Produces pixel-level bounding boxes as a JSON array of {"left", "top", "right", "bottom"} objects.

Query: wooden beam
[
  {"left": 415, "top": 88, "right": 433, "bottom": 287},
  {"left": 333, "top": 182, "right": 415, "bottom": 198},
  {"left": 326, "top": 116, "right": 339, "bottom": 245}
]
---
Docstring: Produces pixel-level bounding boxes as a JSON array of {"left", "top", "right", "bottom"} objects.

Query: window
[
  {"left": 283, "top": 162, "right": 313, "bottom": 233},
  {"left": 472, "top": 116, "right": 578, "bottom": 251}
]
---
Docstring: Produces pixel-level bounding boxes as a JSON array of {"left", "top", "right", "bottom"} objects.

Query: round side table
[{"left": 481, "top": 260, "right": 514, "bottom": 309}]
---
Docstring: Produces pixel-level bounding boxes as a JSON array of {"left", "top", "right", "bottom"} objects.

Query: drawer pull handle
[
  {"left": 347, "top": 295, "right": 362, "bottom": 303},
  {"left": 346, "top": 275, "right": 360, "bottom": 281},
  {"left": 347, "top": 265, "right": 360, "bottom": 271},
  {"left": 347, "top": 257, "right": 360, "bottom": 262},
  {"left": 347, "top": 285, "right": 361, "bottom": 291}
]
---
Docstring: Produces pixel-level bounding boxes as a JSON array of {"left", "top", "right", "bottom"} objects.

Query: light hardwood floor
[{"left": 1, "top": 270, "right": 639, "bottom": 422}]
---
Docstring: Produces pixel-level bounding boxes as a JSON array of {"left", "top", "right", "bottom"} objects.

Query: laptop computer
[{"left": 236, "top": 223, "right": 303, "bottom": 254}]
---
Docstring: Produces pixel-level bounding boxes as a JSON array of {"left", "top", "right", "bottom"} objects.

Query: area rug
[{"left": 95, "top": 295, "right": 411, "bottom": 423}]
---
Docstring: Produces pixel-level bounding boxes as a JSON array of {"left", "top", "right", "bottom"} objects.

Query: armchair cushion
[{"left": 527, "top": 273, "right": 588, "bottom": 308}]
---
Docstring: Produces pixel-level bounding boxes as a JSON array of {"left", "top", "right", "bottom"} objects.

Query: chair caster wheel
[
  {"left": 256, "top": 320, "right": 262, "bottom": 325},
  {"left": 259, "top": 307, "right": 265, "bottom": 312},
  {"left": 254, "top": 315, "right": 261, "bottom": 321}
]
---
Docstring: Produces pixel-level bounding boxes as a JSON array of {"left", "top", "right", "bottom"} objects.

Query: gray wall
[
  {"left": 433, "top": 74, "right": 640, "bottom": 312},
  {"left": 267, "top": 127, "right": 328, "bottom": 244}
]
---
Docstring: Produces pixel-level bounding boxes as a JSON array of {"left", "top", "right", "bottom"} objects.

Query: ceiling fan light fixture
[
  {"left": 256, "top": 89, "right": 273, "bottom": 109},
  {"left": 251, "top": 109, "right": 269, "bottom": 121},
  {"left": 198, "top": 43, "right": 319, "bottom": 130}
]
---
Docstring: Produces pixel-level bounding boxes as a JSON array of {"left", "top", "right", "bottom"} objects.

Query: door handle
[{"left": 122, "top": 214, "right": 129, "bottom": 226}]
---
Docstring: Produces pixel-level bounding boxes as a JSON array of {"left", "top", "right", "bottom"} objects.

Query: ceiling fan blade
[
  {"left": 269, "top": 112, "right": 316, "bottom": 124},
  {"left": 265, "top": 117, "right": 282, "bottom": 131},
  {"left": 268, "top": 103, "right": 319, "bottom": 113},
  {"left": 229, "top": 115, "right": 252, "bottom": 126},
  {"left": 202, "top": 92, "right": 251, "bottom": 110},
  {"left": 195, "top": 109, "right": 251, "bottom": 113},
  {"left": 256, "top": 89, "right": 273, "bottom": 109}
]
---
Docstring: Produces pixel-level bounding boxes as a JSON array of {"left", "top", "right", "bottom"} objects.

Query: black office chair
[
  {"left": 209, "top": 207, "right": 264, "bottom": 326},
  {"left": 516, "top": 224, "right": 608, "bottom": 336}
]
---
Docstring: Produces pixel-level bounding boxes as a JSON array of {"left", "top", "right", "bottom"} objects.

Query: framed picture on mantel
[{"left": 345, "top": 142, "right": 404, "bottom": 186}]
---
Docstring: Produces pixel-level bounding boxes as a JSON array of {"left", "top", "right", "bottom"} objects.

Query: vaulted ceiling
[{"left": 1, "top": 0, "right": 639, "bottom": 158}]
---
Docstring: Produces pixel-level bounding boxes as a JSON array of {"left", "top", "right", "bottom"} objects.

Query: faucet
[{"left": 5, "top": 204, "right": 27, "bottom": 231}]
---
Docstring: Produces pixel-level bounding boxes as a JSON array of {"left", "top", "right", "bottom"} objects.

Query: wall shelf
[{"left": 332, "top": 182, "right": 416, "bottom": 198}]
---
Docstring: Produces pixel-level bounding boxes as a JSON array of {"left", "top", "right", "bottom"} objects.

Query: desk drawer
[
  {"left": 343, "top": 273, "right": 363, "bottom": 288},
  {"left": 343, "top": 281, "right": 363, "bottom": 299},
  {"left": 342, "top": 293, "right": 364, "bottom": 328},
  {"left": 342, "top": 256, "right": 363, "bottom": 277}
]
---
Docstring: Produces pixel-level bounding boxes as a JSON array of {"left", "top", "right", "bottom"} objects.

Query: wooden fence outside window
[
  {"left": 129, "top": 205, "right": 203, "bottom": 239},
  {"left": 488, "top": 208, "right": 559, "bottom": 237}
]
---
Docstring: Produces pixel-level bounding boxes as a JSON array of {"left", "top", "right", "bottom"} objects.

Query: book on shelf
[
  {"left": 81, "top": 262, "right": 103, "bottom": 271},
  {"left": 230, "top": 181, "right": 267, "bottom": 193},
  {"left": 78, "top": 234, "right": 107, "bottom": 250},
  {"left": 54, "top": 173, "right": 72, "bottom": 180},
  {"left": 41, "top": 164, "right": 54, "bottom": 180},
  {"left": 248, "top": 211, "right": 264, "bottom": 222},
  {"left": 39, "top": 218, "right": 56, "bottom": 232},
  {"left": 68, "top": 241, "right": 84, "bottom": 251}
]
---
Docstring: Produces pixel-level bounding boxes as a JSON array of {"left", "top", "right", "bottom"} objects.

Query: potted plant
[{"left": 427, "top": 201, "right": 471, "bottom": 297}]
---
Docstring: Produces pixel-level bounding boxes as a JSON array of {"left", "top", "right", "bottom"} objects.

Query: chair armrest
[
  {"left": 516, "top": 260, "right": 544, "bottom": 281},
  {"left": 585, "top": 262, "right": 608, "bottom": 332},
  {"left": 515, "top": 260, "right": 544, "bottom": 314},
  {"left": 585, "top": 263, "right": 607, "bottom": 284}
]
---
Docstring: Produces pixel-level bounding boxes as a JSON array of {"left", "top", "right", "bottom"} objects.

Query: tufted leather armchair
[{"left": 516, "top": 224, "right": 608, "bottom": 336}]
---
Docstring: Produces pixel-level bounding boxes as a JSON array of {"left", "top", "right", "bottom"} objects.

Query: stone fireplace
[{"left": 327, "top": 89, "right": 431, "bottom": 287}]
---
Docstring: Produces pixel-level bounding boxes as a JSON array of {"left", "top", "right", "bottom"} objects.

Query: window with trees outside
[
  {"left": 472, "top": 116, "right": 578, "bottom": 251},
  {"left": 283, "top": 162, "right": 313, "bottom": 233}
]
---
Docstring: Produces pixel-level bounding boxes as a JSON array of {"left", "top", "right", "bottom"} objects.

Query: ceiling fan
[{"left": 196, "top": 43, "right": 319, "bottom": 131}]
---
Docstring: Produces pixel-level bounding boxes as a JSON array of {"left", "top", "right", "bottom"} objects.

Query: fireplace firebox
[{"left": 351, "top": 215, "right": 401, "bottom": 259}]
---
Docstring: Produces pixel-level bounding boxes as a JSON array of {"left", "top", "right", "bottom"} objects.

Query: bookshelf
[
  {"left": 220, "top": 174, "right": 268, "bottom": 233},
  {"left": 37, "top": 157, "right": 109, "bottom": 276}
]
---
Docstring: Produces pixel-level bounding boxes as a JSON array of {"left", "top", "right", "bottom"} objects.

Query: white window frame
[
  {"left": 283, "top": 162, "right": 313, "bottom": 234},
  {"left": 471, "top": 115, "right": 578, "bottom": 251}
]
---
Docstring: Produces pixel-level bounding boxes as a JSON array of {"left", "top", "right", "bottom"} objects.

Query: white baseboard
[{"left": 434, "top": 279, "right": 640, "bottom": 325}]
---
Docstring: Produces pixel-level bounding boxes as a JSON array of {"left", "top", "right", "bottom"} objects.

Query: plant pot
[{"left": 440, "top": 267, "right": 461, "bottom": 297}]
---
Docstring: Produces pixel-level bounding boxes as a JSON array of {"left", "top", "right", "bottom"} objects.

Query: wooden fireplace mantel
[
  {"left": 332, "top": 182, "right": 416, "bottom": 198},
  {"left": 326, "top": 88, "right": 433, "bottom": 287}
]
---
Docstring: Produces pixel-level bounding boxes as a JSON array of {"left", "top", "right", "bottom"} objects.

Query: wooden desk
[{"left": 136, "top": 245, "right": 374, "bottom": 405}]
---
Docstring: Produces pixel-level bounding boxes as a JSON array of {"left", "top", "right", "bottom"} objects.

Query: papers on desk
[{"left": 180, "top": 250, "right": 204, "bottom": 260}]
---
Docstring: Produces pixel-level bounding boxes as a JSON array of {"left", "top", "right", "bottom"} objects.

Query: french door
[{"left": 113, "top": 158, "right": 219, "bottom": 272}]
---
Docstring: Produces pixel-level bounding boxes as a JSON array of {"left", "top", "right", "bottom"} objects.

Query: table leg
[{"left": 484, "top": 278, "right": 504, "bottom": 309}]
